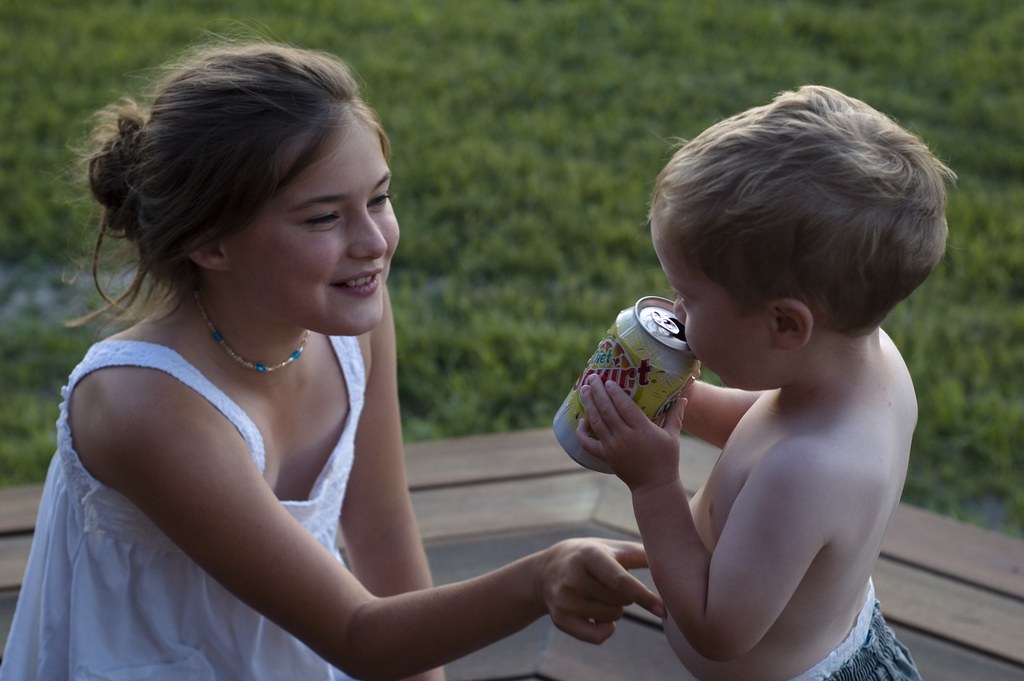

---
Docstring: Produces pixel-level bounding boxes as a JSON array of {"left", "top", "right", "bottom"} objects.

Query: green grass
[{"left": 1, "top": 0, "right": 1022, "bottom": 535}]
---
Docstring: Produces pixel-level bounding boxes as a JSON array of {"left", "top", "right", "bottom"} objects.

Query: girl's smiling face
[{"left": 214, "top": 121, "right": 399, "bottom": 337}]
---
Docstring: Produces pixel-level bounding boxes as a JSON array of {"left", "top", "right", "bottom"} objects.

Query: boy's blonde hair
[{"left": 650, "top": 85, "right": 955, "bottom": 335}]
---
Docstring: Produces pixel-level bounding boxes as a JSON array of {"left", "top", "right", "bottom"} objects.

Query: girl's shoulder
[{"left": 67, "top": 339, "right": 264, "bottom": 489}]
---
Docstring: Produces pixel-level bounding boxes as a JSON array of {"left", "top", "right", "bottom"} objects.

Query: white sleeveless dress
[{"left": 0, "top": 338, "right": 363, "bottom": 680}]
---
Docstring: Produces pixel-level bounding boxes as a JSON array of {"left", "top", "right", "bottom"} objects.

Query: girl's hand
[
  {"left": 539, "top": 538, "right": 664, "bottom": 643},
  {"left": 575, "top": 375, "right": 686, "bottom": 493}
]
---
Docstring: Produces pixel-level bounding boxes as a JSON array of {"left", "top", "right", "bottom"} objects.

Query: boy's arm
[
  {"left": 577, "top": 377, "right": 828, "bottom": 661},
  {"left": 680, "top": 380, "right": 761, "bottom": 449}
]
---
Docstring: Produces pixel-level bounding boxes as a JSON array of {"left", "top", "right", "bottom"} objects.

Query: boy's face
[{"left": 651, "top": 219, "right": 768, "bottom": 390}]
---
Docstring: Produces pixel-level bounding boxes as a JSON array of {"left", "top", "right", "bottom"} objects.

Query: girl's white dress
[{"left": 0, "top": 338, "right": 363, "bottom": 680}]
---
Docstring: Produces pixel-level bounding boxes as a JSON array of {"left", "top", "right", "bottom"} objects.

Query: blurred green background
[{"left": 1, "top": 0, "right": 1021, "bottom": 536}]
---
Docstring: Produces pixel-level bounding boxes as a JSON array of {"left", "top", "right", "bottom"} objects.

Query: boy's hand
[
  {"left": 539, "top": 538, "right": 664, "bottom": 643},
  {"left": 575, "top": 375, "right": 685, "bottom": 492}
]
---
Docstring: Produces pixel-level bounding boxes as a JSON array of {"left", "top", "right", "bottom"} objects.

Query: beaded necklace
[{"left": 193, "top": 290, "right": 308, "bottom": 373}]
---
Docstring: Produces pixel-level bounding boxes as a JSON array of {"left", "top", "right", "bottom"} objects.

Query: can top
[{"left": 635, "top": 296, "right": 690, "bottom": 351}]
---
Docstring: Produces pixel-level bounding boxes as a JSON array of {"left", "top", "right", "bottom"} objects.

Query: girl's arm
[
  {"left": 70, "top": 324, "right": 660, "bottom": 681},
  {"left": 342, "top": 287, "right": 441, "bottom": 679}
]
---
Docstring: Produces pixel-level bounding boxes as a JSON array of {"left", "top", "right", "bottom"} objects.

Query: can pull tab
[{"left": 646, "top": 308, "right": 686, "bottom": 343}]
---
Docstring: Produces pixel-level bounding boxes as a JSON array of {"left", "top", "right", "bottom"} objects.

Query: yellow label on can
[{"left": 564, "top": 325, "right": 684, "bottom": 427}]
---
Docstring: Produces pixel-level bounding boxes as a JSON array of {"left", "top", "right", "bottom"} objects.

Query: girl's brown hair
[{"left": 78, "top": 40, "right": 388, "bottom": 325}]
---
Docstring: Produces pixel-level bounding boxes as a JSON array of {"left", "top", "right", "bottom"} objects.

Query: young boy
[{"left": 575, "top": 85, "right": 953, "bottom": 680}]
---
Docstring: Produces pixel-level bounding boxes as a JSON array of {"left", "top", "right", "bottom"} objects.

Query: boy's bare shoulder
[{"left": 764, "top": 429, "right": 894, "bottom": 497}]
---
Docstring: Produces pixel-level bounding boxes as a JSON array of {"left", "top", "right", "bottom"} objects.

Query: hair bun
[{"left": 88, "top": 108, "right": 146, "bottom": 215}]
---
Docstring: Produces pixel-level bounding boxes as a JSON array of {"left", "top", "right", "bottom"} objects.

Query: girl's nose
[{"left": 351, "top": 214, "right": 389, "bottom": 259}]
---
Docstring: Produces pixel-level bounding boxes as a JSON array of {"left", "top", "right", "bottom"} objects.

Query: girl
[{"left": 0, "top": 40, "right": 661, "bottom": 681}]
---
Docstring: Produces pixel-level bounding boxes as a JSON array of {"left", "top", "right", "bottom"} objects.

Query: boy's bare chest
[
  {"left": 696, "top": 448, "right": 762, "bottom": 543},
  {"left": 694, "top": 416, "right": 779, "bottom": 545}
]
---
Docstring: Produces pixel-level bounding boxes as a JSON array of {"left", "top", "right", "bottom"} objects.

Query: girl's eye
[
  {"left": 306, "top": 213, "right": 340, "bottom": 228},
  {"left": 369, "top": 192, "right": 393, "bottom": 209}
]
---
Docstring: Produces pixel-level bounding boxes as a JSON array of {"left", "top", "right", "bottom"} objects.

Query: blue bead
[
  {"left": 256, "top": 364, "right": 267, "bottom": 372},
  {"left": 292, "top": 350, "right": 302, "bottom": 360},
  {"left": 212, "top": 332, "right": 223, "bottom": 342}
]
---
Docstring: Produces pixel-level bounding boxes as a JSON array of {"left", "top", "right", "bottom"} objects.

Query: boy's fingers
[
  {"left": 579, "top": 379, "right": 606, "bottom": 415},
  {"left": 603, "top": 380, "right": 651, "bottom": 428},
  {"left": 587, "top": 376, "right": 651, "bottom": 430},
  {"left": 663, "top": 397, "right": 688, "bottom": 435},
  {"left": 578, "top": 384, "right": 613, "bottom": 438}
]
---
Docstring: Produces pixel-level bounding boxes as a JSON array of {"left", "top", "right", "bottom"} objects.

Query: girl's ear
[
  {"left": 187, "top": 239, "right": 231, "bottom": 272},
  {"left": 767, "top": 297, "right": 813, "bottom": 350}
]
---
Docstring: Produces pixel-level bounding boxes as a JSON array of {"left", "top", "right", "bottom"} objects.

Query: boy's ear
[
  {"left": 767, "top": 297, "right": 813, "bottom": 349},
  {"left": 187, "top": 239, "right": 231, "bottom": 272}
]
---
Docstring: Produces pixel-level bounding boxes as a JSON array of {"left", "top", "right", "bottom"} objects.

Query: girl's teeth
[{"left": 346, "top": 276, "right": 372, "bottom": 287}]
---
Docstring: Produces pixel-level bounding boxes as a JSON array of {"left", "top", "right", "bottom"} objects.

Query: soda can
[{"left": 552, "top": 296, "right": 700, "bottom": 473}]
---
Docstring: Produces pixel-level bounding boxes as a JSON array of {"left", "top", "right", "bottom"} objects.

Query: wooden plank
[
  {"left": 411, "top": 475, "right": 605, "bottom": 542},
  {"left": 540, "top": 617, "right": 692, "bottom": 681},
  {"left": 882, "top": 503, "right": 1024, "bottom": 600},
  {"left": 591, "top": 477, "right": 638, "bottom": 536},
  {"left": 0, "top": 535, "right": 32, "bottom": 592},
  {"left": 405, "top": 428, "right": 581, "bottom": 489},
  {"left": 443, "top": 619, "right": 550, "bottom": 681},
  {"left": 405, "top": 428, "right": 719, "bottom": 490},
  {"left": 0, "top": 484, "right": 43, "bottom": 536},
  {"left": 874, "top": 558, "right": 1024, "bottom": 665},
  {"left": 414, "top": 431, "right": 719, "bottom": 539},
  {"left": 425, "top": 524, "right": 638, "bottom": 680},
  {"left": 1, "top": 589, "right": 17, "bottom": 662},
  {"left": 677, "top": 435, "right": 722, "bottom": 488},
  {"left": 892, "top": 624, "right": 1024, "bottom": 681}
]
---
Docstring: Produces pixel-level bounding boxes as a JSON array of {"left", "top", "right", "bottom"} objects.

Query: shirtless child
[{"left": 575, "top": 85, "right": 953, "bottom": 680}]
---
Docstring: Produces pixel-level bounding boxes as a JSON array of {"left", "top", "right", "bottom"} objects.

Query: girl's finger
[
  {"left": 587, "top": 556, "right": 664, "bottom": 616},
  {"left": 555, "top": 615, "right": 617, "bottom": 645}
]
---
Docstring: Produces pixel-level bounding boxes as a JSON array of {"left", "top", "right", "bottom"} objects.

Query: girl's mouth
[{"left": 342, "top": 274, "right": 375, "bottom": 288}]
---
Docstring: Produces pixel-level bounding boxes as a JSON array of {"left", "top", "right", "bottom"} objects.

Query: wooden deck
[{"left": 2, "top": 428, "right": 1023, "bottom": 679}]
